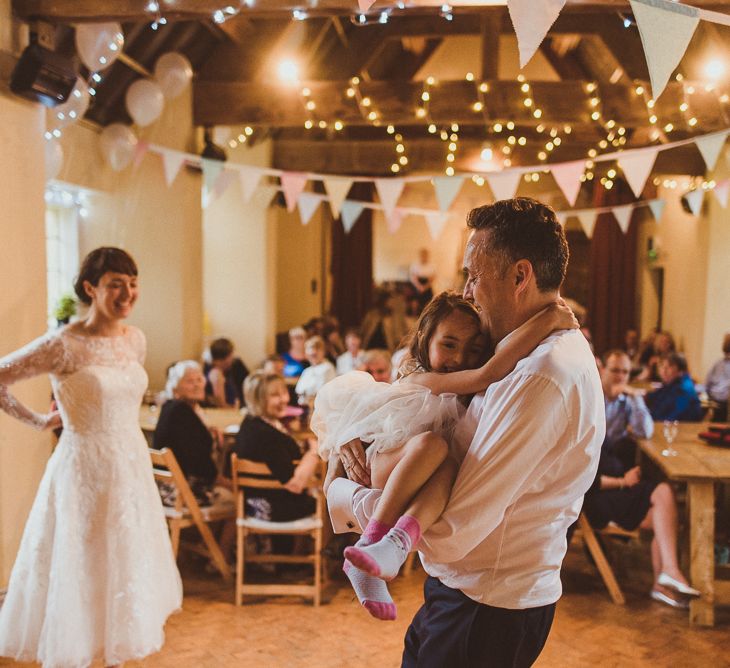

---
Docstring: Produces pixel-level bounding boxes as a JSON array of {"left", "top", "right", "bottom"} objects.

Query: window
[{"left": 45, "top": 190, "right": 80, "bottom": 327}]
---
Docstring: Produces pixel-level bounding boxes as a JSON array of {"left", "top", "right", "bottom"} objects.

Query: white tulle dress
[
  {"left": 0, "top": 326, "right": 182, "bottom": 668},
  {"left": 311, "top": 370, "right": 464, "bottom": 466}
]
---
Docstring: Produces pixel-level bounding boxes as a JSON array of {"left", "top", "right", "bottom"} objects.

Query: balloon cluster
[{"left": 44, "top": 21, "right": 193, "bottom": 179}]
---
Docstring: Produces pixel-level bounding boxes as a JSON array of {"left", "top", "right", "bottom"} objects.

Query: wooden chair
[
  {"left": 231, "top": 454, "right": 324, "bottom": 606},
  {"left": 149, "top": 447, "right": 234, "bottom": 581},
  {"left": 577, "top": 513, "right": 640, "bottom": 605}
]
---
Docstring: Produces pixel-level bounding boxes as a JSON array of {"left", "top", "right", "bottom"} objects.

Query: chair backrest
[
  {"left": 230, "top": 454, "right": 288, "bottom": 491},
  {"left": 149, "top": 447, "right": 204, "bottom": 517}
]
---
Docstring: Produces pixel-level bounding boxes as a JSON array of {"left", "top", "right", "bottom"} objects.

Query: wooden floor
[{"left": 1, "top": 541, "right": 728, "bottom": 667}]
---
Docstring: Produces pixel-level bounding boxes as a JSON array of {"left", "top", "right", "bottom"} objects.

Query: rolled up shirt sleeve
[{"left": 628, "top": 394, "right": 654, "bottom": 439}]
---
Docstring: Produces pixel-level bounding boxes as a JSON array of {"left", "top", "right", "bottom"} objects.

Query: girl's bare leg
[{"left": 402, "top": 456, "right": 459, "bottom": 534}]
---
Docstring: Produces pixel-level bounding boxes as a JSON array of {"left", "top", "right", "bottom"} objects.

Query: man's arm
[
  {"left": 626, "top": 394, "right": 654, "bottom": 439},
  {"left": 419, "top": 372, "right": 598, "bottom": 564}
]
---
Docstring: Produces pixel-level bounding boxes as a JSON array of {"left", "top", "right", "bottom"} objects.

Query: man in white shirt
[
  {"left": 336, "top": 328, "right": 365, "bottom": 375},
  {"left": 338, "top": 198, "right": 605, "bottom": 667}
]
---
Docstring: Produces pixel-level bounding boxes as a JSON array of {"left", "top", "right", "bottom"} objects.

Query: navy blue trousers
[{"left": 402, "top": 577, "right": 555, "bottom": 668}]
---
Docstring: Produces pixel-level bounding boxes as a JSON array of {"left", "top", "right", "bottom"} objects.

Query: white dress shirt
[
  {"left": 295, "top": 360, "right": 336, "bottom": 399},
  {"left": 419, "top": 327, "right": 605, "bottom": 609}
]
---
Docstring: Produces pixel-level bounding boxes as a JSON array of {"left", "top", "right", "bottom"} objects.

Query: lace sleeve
[
  {"left": 128, "top": 326, "right": 146, "bottom": 365},
  {"left": 0, "top": 331, "right": 66, "bottom": 429}
]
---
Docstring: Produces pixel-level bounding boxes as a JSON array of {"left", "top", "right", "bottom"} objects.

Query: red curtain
[
  {"left": 588, "top": 181, "right": 639, "bottom": 356},
  {"left": 329, "top": 182, "right": 374, "bottom": 328}
]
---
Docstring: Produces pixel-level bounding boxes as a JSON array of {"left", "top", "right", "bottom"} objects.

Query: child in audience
[
  {"left": 295, "top": 336, "right": 336, "bottom": 407},
  {"left": 312, "top": 291, "right": 577, "bottom": 619}
]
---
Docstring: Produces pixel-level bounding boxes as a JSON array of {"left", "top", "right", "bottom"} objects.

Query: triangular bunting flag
[
  {"left": 132, "top": 140, "right": 149, "bottom": 171},
  {"left": 323, "top": 177, "right": 353, "bottom": 218},
  {"left": 555, "top": 212, "right": 567, "bottom": 228},
  {"left": 424, "top": 211, "right": 450, "bottom": 241},
  {"left": 432, "top": 176, "right": 465, "bottom": 212},
  {"left": 713, "top": 179, "right": 729, "bottom": 208},
  {"left": 685, "top": 188, "right": 704, "bottom": 216},
  {"left": 239, "top": 166, "right": 263, "bottom": 203},
  {"left": 255, "top": 184, "right": 277, "bottom": 208},
  {"left": 386, "top": 208, "right": 405, "bottom": 234},
  {"left": 280, "top": 172, "right": 309, "bottom": 212},
  {"left": 649, "top": 198, "right": 666, "bottom": 222},
  {"left": 340, "top": 200, "right": 365, "bottom": 233},
  {"left": 507, "top": 0, "right": 567, "bottom": 68},
  {"left": 550, "top": 160, "right": 585, "bottom": 206},
  {"left": 613, "top": 204, "right": 634, "bottom": 234},
  {"left": 202, "top": 158, "right": 224, "bottom": 194},
  {"left": 619, "top": 148, "right": 659, "bottom": 198},
  {"left": 577, "top": 211, "right": 598, "bottom": 238},
  {"left": 358, "top": 0, "right": 377, "bottom": 11},
  {"left": 629, "top": 0, "right": 699, "bottom": 99},
  {"left": 161, "top": 149, "right": 185, "bottom": 187},
  {"left": 375, "top": 178, "right": 405, "bottom": 217},
  {"left": 695, "top": 131, "right": 728, "bottom": 171},
  {"left": 297, "top": 192, "right": 321, "bottom": 226},
  {"left": 486, "top": 170, "right": 522, "bottom": 201},
  {"left": 213, "top": 169, "right": 237, "bottom": 200}
]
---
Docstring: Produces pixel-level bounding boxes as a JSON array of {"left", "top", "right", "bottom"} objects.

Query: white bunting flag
[
  {"left": 613, "top": 204, "right": 634, "bottom": 234},
  {"left": 629, "top": 0, "right": 699, "bottom": 100},
  {"left": 323, "top": 177, "right": 353, "bottom": 218},
  {"left": 577, "top": 210, "right": 598, "bottom": 239},
  {"left": 685, "top": 188, "right": 704, "bottom": 216},
  {"left": 255, "top": 184, "right": 278, "bottom": 208},
  {"left": 508, "top": 0, "right": 567, "bottom": 68},
  {"left": 375, "top": 178, "right": 405, "bottom": 218},
  {"left": 340, "top": 200, "right": 365, "bottom": 233},
  {"left": 649, "top": 198, "right": 666, "bottom": 222},
  {"left": 161, "top": 149, "right": 185, "bottom": 186},
  {"left": 556, "top": 212, "right": 567, "bottom": 228},
  {"left": 486, "top": 170, "right": 522, "bottom": 201},
  {"left": 201, "top": 158, "right": 224, "bottom": 194},
  {"left": 386, "top": 208, "right": 405, "bottom": 234},
  {"left": 695, "top": 131, "right": 728, "bottom": 171},
  {"left": 280, "top": 172, "right": 309, "bottom": 212},
  {"left": 425, "top": 211, "right": 450, "bottom": 241},
  {"left": 550, "top": 160, "right": 585, "bottom": 206},
  {"left": 433, "top": 176, "right": 465, "bottom": 212},
  {"left": 713, "top": 179, "right": 729, "bottom": 208},
  {"left": 297, "top": 192, "right": 322, "bottom": 226},
  {"left": 358, "top": 0, "right": 377, "bottom": 11},
  {"left": 619, "top": 148, "right": 659, "bottom": 198},
  {"left": 239, "top": 166, "right": 263, "bottom": 203}
]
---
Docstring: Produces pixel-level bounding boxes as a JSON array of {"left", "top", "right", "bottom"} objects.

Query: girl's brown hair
[
  {"left": 74, "top": 247, "right": 138, "bottom": 305},
  {"left": 406, "top": 291, "right": 483, "bottom": 372}
]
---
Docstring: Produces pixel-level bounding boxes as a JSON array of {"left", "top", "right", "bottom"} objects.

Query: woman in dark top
[
  {"left": 155, "top": 360, "right": 229, "bottom": 506},
  {"left": 228, "top": 371, "right": 319, "bottom": 522}
]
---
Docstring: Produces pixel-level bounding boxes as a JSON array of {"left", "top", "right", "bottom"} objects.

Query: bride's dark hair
[
  {"left": 401, "top": 291, "right": 484, "bottom": 374},
  {"left": 74, "top": 247, "right": 138, "bottom": 305}
]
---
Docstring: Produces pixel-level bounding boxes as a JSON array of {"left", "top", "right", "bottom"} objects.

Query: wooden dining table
[{"left": 639, "top": 422, "right": 730, "bottom": 626}]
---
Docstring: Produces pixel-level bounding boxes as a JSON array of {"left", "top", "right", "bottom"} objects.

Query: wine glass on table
[{"left": 662, "top": 420, "right": 679, "bottom": 457}]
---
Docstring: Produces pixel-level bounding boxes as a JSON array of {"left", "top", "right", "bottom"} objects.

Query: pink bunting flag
[
  {"left": 424, "top": 211, "right": 450, "bottom": 241},
  {"left": 386, "top": 208, "right": 405, "bottom": 234},
  {"left": 201, "top": 158, "right": 224, "bottom": 194},
  {"left": 375, "top": 178, "right": 405, "bottom": 217},
  {"left": 612, "top": 204, "right": 634, "bottom": 234},
  {"left": 713, "top": 179, "right": 729, "bottom": 208},
  {"left": 297, "top": 192, "right": 322, "bottom": 226},
  {"left": 550, "top": 160, "right": 585, "bottom": 206},
  {"left": 239, "top": 166, "right": 263, "bottom": 203},
  {"left": 486, "top": 170, "right": 522, "bottom": 201},
  {"left": 132, "top": 140, "right": 149, "bottom": 171},
  {"left": 619, "top": 148, "right": 659, "bottom": 198},
  {"left": 358, "top": 0, "right": 377, "bottom": 11},
  {"left": 508, "top": 0, "right": 567, "bottom": 68},
  {"left": 161, "top": 149, "right": 185, "bottom": 187},
  {"left": 280, "top": 172, "right": 309, "bottom": 212}
]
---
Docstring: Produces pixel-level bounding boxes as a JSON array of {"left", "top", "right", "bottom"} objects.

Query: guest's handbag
[{"left": 698, "top": 425, "right": 730, "bottom": 447}]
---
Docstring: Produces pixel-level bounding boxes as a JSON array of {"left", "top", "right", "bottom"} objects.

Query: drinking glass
[{"left": 662, "top": 420, "right": 679, "bottom": 457}]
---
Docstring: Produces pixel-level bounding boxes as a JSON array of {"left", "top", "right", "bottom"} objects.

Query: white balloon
[
  {"left": 47, "top": 77, "right": 90, "bottom": 129},
  {"left": 212, "top": 126, "right": 231, "bottom": 145},
  {"left": 45, "top": 139, "right": 63, "bottom": 180},
  {"left": 154, "top": 52, "right": 193, "bottom": 99},
  {"left": 99, "top": 123, "right": 138, "bottom": 171},
  {"left": 75, "top": 22, "right": 124, "bottom": 72},
  {"left": 125, "top": 79, "right": 164, "bottom": 127}
]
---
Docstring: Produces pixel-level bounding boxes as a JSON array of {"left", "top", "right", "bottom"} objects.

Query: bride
[{"left": 0, "top": 247, "right": 182, "bottom": 668}]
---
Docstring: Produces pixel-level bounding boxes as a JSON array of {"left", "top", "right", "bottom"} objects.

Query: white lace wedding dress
[{"left": 0, "top": 326, "right": 182, "bottom": 668}]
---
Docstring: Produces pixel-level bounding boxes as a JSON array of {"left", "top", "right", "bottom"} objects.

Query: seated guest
[
  {"left": 282, "top": 327, "right": 309, "bottom": 378},
  {"left": 705, "top": 333, "right": 730, "bottom": 422},
  {"left": 295, "top": 336, "right": 336, "bottom": 406},
  {"left": 359, "top": 348, "right": 392, "bottom": 383},
  {"left": 624, "top": 328, "right": 640, "bottom": 363},
  {"left": 638, "top": 331, "right": 676, "bottom": 382},
  {"left": 262, "top": 353, "right": 286, "bottom": 376},
  {"left": 646, "top": 353, "right": 703, "bottom": 422},
  {"left": 204, "top": 337, "right": 243, "bottom": 408},
  {"left": 228, "top": 372, "right": 320, "bottom": 521},
  {"left": 154, "top": 361, "right": 232, "bottom": 508},
  {"left": 336, "top": 327, "right": 365, "bottom": 375},
  {"left": 360, "top": 289, "right": 408, "bottom": 352},
  {"left": 323, "top": 315, "right": 345, "bottom": 361}
]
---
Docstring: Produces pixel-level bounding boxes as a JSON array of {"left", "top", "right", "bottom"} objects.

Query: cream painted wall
[
  {"left": 203, "top": 140, "right": 277, "bottom": 370},
  {"left": 0, "top": 91, "right": 52, "bottom": 587}
]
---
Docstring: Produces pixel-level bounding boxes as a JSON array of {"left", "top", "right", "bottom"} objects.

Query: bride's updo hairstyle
[
  {"left": 74, "top": 247, "right": 138, "bottom": 305},
  {"left": 402, "top": 291, "right": 483, "bottom": 375}
]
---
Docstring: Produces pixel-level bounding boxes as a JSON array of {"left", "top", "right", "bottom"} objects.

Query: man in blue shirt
[
  {"left": 705, "top": 333, "right": 730, "bottom": 422},
  {"left": 646, "top": 353, "right": 703, "bottom": 422}
]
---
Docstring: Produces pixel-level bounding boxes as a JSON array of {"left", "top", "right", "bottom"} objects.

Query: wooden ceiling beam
[
  {"left": 15, "top": 0, "right": 730, "bottom": 22},
  {"left": 193, "top": 79, "right": 726, "bottom": 129}
]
